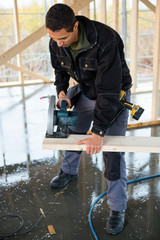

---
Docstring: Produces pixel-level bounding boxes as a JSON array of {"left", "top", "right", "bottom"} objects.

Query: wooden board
[
  {"left": 47, "top": 225, "right": 56, "bottom": 235},
  {"left": 140, "top": 0, "right": 156, "bottom": 12},
  {"left": 152, "top": 0, "right": 160, "bottom": 120},
  {"left": 5, "top": 62, "right": 51, "bottom": 83},
  {"left": 0, "top": 26, "right": 46, "bottom": 66},
  {"left": 127, "top": 120, "right": 160, "bottom": 129},
  {"left": 42, "top": 135, "right": 160, "bottom": 153}
]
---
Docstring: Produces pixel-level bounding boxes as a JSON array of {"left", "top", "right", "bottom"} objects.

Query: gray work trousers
[{"left": 62, "top": 88, "right": 130, "bottom": 211}]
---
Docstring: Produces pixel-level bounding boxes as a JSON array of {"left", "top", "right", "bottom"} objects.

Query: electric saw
[
  {"left": 46, "top": 95, "right": 78, "bottom": 138},
  {"left": 45, "top": 91, "right": 144, "bottom": 138}
]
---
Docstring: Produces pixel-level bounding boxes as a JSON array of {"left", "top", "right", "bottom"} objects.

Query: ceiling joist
[
  {"left": 0, "top": 0, "right": 92, "bottom": 67},
  {"left": 140, "top": 0, "right": 156, "bottom": 12},
  {"left": 0, "top": 26, "right": 47, "bottom": 67}
]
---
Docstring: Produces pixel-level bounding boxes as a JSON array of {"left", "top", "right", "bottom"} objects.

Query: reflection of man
[{"left": 46, "top": 3, "right": 132, "bottom": 235}]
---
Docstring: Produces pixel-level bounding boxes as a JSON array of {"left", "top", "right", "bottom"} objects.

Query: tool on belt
[{"left": 119, "top": 90, "right": 144, "bottom": 120}]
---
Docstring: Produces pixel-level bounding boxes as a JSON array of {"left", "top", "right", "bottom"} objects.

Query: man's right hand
[{"left": 57, "top": 91, "right": 71, "bottom": 109}]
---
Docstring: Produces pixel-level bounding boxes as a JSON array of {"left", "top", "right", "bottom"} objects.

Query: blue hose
[{"left": 88, "top": 174, "right": 160, "bottom": 240}]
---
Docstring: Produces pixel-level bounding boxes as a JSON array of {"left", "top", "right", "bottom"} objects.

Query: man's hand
[
  {"left": 76, "top": 133, "right": 103, "bottom": 154},
  {"left": 57, "top": 91, "right": 71, "bottom": 109}
]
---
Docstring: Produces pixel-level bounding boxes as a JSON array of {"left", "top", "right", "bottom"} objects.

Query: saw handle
[{"left": 61, "top": 100, "right": 67, "bottom": 111}]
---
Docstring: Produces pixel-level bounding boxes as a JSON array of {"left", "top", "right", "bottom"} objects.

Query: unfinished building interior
[{"left": 0, "top": 0, "right": 160, "bottom": 240}]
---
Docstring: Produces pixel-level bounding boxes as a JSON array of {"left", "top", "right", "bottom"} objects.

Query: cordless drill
[{"left": 119, "top": 90, "right": 144, "bottom": 120}]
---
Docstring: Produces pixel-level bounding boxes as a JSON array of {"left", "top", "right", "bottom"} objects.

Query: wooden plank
[
  {"left": 5, "top": 62, "right": 52, "bottom": 83},
  {"left": 112, "top": 0, "right": 119, "bottom": 32},
  {"left": 0, "top": 1, "right": 91, "bottom": 67},
  {"left": 152, "top": 0, "right": 160, "bottom": 120},
  {"left": 0, "top": 80, "right": 53, "bottom": 88},
  {"left": 101, "top": 0, "right": 107, "bottom": 24},
  {"left": 13, "top": 0, "right": 24, "bottom": 84},
  {"left": 72, "top": 0, "right": 92, "bottom": 14},
  {"left": 78, "top": 4, "right": 90, "bottom": 17},
  {"left": 42, "top": 135, "right": 160, "bottom": 153},
  {"left": 140, "top": 0, "right": 156, "bottom": 12},
  {"left": 0, "top": 25, "right": 47, "bottom": 66},
  {"left": 130, "top": 0, "right": 139, "bottom": 93},
  {"left": 47, "top": 225, "right": 56, "bottom": 235},
  {"left": 127, "top": 120, "right": 160, "bottom": 129}
]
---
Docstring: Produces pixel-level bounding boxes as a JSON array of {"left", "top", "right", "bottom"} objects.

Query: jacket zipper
[
  {"left": 64, "top": 42, "right": 97, "bottom": 82},
  {"left": 63, "top": 47, "right": 78, "bottom": 81}
]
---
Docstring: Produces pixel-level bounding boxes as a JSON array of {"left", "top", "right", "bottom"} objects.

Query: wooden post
[
  {"left": 130, "top": 0, "right": 139, "bottom": 93},
  {"left": 112, "top": 0, "right": 119, "bottom": 32},
  {"left": 72, "top": 0, "right": 92, "bottom": 15},
  {"left": 78, "top": 4, "right": 90, "bottom": 17},
  {"left": 13, "top": 0, "right": 24, "bottom": 84},
  {"left": 5, "top": 62, "right": 52, "bottom": 83},
  {"left": 63, "top": 0, "right": 71, "bottom": 6},
  {"left": 152, "top": 0, "right": 160, "bottom": 120},
  {"left": 101, "top": 0, "right": 107, "bottom": 24},
  {"left": 0, "top": 25, "right": 47, "bottom": 66}
]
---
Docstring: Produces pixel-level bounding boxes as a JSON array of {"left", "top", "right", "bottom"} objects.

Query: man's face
[{"left": 47, "top": 21, "right": 79, "bottom": 48}]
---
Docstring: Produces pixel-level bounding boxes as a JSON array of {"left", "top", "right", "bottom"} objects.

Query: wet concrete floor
[{"left": 0, "top": 84, "right": 160, "bottom": 240}]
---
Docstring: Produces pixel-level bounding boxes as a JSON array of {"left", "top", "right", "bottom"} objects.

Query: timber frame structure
[{"left": 0, "top": 0, "right": 160, "bottom": 127}]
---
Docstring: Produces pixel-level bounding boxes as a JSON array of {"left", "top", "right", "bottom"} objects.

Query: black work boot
[
  {"left": 106, "top": 209, "right": 125, "bottom": 235},
  {"left": 50, "top": 169, "right": 78, "bottom": 189}
]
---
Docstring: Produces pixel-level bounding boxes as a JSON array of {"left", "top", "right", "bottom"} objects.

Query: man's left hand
[{"left": 76, "top": 133, "right": 103, "bottom": 154}]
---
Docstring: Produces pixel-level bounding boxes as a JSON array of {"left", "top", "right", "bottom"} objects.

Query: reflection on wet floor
[{"left": 0, "top": 84, "right": 160, "bottom": 240}]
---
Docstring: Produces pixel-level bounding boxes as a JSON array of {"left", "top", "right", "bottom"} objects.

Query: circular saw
[{"left": 46, "top": 95, "right": 78, "bottom": 138}]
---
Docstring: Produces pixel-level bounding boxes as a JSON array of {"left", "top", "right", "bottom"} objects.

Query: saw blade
[{"left": 47, "top": 95, "right": 56, "bottom": 135}]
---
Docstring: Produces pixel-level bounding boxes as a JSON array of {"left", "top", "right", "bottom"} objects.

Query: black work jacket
[{"left": 49, "top": 16, "right": 132, "bottom": 136}]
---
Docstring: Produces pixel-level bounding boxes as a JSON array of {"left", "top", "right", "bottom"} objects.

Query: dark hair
[{"left": 46, "top": 4, "right": 76, "bottom": 32}]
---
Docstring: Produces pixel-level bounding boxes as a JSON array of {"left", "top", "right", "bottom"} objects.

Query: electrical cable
[
  {"left": 88, "top": 174, "right": 160, "bottom": 240},
  {"left": 1, "top": 151, "right": 159, "bottom": 240},
  {"left": 0, "top": 185, "right": 68, "bottom": 240},
  {"left": 0, "top": 150, "right": 71, "bottom": 240},
  {"left": 0, "top": 214, "right": 24, "bottom": 239}
]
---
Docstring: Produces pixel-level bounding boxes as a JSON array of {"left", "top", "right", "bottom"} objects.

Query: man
[{"left": 46, "top": 3, "right": 132, "bottom": 235}]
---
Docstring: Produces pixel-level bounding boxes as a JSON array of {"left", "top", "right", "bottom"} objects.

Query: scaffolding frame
[{"left": 0, "top": 0, "right": 159, "bottom": 125}]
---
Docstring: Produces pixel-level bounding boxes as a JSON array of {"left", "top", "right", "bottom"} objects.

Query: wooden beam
[
  {"left": 112, "top": 0, "right": 119, "bottom": 32},
  {"left": 42, "top": 135, "right": 160, "bottom": 153},
  {"left": 0, "top": 0, "right": 94, "bottom": 69},
  {"left": 0, "top": 25, "right": 47, "bottom": 66},
  {"left": 5, "top": 62, "right": 52, "bottom": 83},
  {"left": 101, "top": 0, "right": 107, "bottom": 24},
  {"left": 13, "top": 0, "right": 24, "bottom": 83},
  {"left": 140, "top": 0, "right": 156, "bottom": 12},
  {"left": 0, "top": 1, "right": 92, "bottom": 68},
  {"left": 127, "top": 120, "right": 160, "bottom": 129},
  {"left": 78, "top": 4, "right": 90, "bottom": 18},
  {"left": 64, "top": 0, "right": 73, "bottom": 7},
  {"left": 0, "top": 80, "right": 53, "bottom": 88},
  {"left": 71, "top": 0, "right": 92, "bottom": 14},
  {"left": 130, "top": 0, "right": 139, "bottom": 93},
  {"left": 152, "top": 0, "right": 160, "bottom": 120}
]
